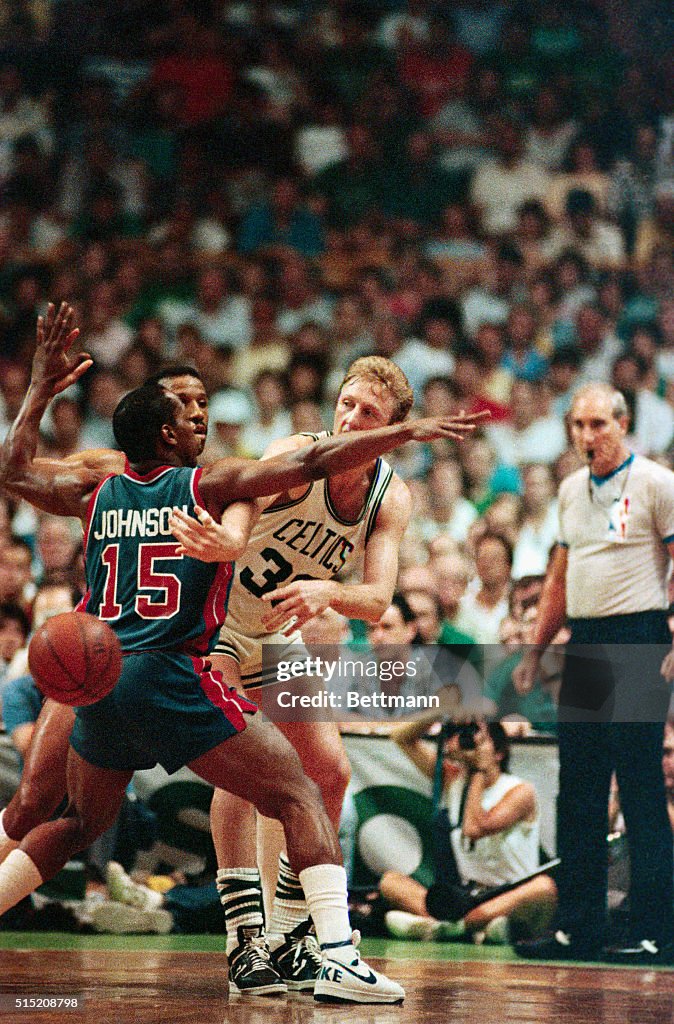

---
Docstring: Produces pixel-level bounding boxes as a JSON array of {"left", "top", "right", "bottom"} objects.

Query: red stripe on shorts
[{"left": 193, "top": 656, "right": 258, "bottom": 732}]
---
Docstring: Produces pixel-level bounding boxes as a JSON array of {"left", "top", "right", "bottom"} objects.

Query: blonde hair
[{"left": 340, "top": 356, "right": 414, "bottom": 424}]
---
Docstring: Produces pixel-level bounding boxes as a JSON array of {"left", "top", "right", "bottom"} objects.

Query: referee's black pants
[{"left": 556, "top": 612, "right": 674, "bottom": 946}]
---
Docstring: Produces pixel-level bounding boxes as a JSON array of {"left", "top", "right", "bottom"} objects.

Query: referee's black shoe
[
  {"left": 514, "top": 929, "right": 602, "bottom": 962},
  {"left": 603, "top": 938, "right": 674, "bottom": 966}
]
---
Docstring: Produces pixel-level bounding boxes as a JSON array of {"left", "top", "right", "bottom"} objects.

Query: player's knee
[
  {"left": 6, "top": 787, "right": 60, "bottom": 839},
  {"left": 379, "top": 870, "right": 405, "bottom": 900},
  {"left": 313, "top": 747, "right": 351, "bottom": 803},
  {"left": 266, "top": 772, "right": 323, "bottom": 823}
]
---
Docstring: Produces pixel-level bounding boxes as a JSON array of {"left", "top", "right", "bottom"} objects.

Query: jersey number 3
[
  {"left": 239, "top": 546, "right": 315, "bottom": 600},
  {"left": 99, "top": 542, "right": 183, "bottom": 620}
]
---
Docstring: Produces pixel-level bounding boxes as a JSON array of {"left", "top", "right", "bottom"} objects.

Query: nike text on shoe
[
  {"left": 271, "top": 919, "right": 322, "bottom": 991},
  {"left": 314, "top": 947, "right": 405, "bottom": 1004},
  {"left": 228, "top": 925, "right": 287, "bottom": 996}
]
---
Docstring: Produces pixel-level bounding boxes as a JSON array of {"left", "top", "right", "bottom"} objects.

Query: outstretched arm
[
  {"left": 0, "top": 303, "right": 102, "bottom": 517},
  {"left": 170, "top": 501, "right": 259, "bottom": 562},
  {"left": 198, "top": 411, "right": 489, "bottom": 512},
  {"left": 165, "top": 433, "right": 311, "bottom": 562}
]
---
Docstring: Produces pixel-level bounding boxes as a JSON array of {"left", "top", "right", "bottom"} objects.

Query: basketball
[{"left": 28, "top": 611, "right": 122, "bottom": 707}]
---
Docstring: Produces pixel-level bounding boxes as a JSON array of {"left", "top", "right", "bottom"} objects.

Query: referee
[{"left": 514, "top": 383, "right": 674, "bottom": 964}]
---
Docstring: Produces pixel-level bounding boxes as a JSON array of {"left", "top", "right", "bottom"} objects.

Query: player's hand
[
  {"left": 261, "top": 579, "right": 337, "bottom": 634},
  {"left": 32, "top": 302, "right": 91, "bottom": 397},
  {"left": 512, "top": 649, "right": 541, "bottom": 695},
  {"left": 661, "top": 647, "right": 674, "bottom": 683},
  {"left": 408, "top": 409, "right": 491, "bottom": 443},
  {"left": 471, "top": 725, "right": 493, "bottom": 773},
  {"left": 170, "top": 505, "right": 240, "bottom": 562}
]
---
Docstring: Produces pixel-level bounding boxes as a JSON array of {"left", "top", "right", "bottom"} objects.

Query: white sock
[
  {"left": 0, "top": 810, "right": 20, "bottom": 864},
  {"left": 298, "top": 863, "right": 354, "bottom": 961},
  {"left": 0, "top": 850, "right": 43, "bottom": 917},
  {"left": 268, "top": 852, "right": 309, "bottom": 945}
]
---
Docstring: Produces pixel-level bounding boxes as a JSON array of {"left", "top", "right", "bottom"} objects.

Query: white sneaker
[
  {"left": 106, "top": 861, "right": 162, "bottom": 911},
  {"left": 385, "top": 910, "right": 466, "bottom": 942},
  {"left": 314, "top": 946, "right": 405, "bottom": 1005},
  {"left": 91, "top": 900, "right": 173, "bottom": 935},
  {"left": 385, "top": 910, "right": 435, "bottom": 941},
  {"left": 483, "top": 915, "right": 510, "bottom": 945}
]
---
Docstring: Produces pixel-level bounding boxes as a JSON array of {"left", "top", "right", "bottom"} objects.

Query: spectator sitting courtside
[{"left": 381, "top": 719, "right": 556, "bottom": 943}]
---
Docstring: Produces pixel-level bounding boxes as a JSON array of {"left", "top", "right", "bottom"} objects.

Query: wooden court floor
[{"left": 1, "top": 944, "right": 674, "bottom": 1024}]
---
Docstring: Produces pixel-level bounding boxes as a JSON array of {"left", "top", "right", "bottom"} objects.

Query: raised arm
[
  {"left": 198, "top": 411, "right": 489, "bottom": 512},
  {"left": 390, "top": 714, "right": 444, "bottom": 780},
  {"left": 0, "top": 303, "right": 103, "bottom": 517},
  {"left": 456, "top": 724, "right": 537, "bottom": 841},
  {"left": 462, "top": 776, "right": 536, "bottom": 841}
]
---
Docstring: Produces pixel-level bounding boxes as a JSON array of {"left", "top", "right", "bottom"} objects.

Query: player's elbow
[
  {"left": 461, "top": 819, "right": 489, "bottom": 841},
  {"left": 222, "top": 528, "right": 248, "bottom": 560},
  {"left": 295, "top": 440, "right": 348, "bottom": 482},
  {"left": 295, "top": 446, "right": 327, "bottom": 482},
  {"left": 363, "top": 591, "right": 392, "bottom": 623}
]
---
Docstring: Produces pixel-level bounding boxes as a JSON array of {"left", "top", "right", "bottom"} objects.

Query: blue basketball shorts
[{"left": 70, "top": 650, "right": 258, "bottom": 774}]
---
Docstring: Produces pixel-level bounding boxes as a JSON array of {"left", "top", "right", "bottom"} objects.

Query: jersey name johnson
[
  {"left": 92, "top": 504, "right": 190, "bottom": 541},
  {"left": 83, "top": 466, "right": 232, "bottom": 655}
]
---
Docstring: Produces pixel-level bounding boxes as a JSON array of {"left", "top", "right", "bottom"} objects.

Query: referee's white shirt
[{"left": 558, "top": 454, "right": 674, "bottom": 619}]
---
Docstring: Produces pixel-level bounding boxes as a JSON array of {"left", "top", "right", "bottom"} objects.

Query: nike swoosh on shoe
[{"left": 338, "top": 962, "right": 378, "bottom": 985}]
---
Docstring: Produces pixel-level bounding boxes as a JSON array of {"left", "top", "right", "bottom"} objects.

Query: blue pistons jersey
[{"left": 81, "top": 464, "right": 233, "bottom": 655}]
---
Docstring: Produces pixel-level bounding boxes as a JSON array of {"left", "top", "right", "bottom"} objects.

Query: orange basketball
[{"left": 28, "top": 611, "right": 122, "bottom": 707}]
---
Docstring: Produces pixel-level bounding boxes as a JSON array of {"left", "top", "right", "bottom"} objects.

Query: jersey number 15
[{"left": 98, "top": 542, "right": 182, "bottom": 620}]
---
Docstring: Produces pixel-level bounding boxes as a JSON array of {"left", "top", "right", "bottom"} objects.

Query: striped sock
[
  {"left": 216, "top": 868, "right": 265, "bottom": 955},
  {"left": 267, "top": 853, "right": 309, "bottom": 943}
]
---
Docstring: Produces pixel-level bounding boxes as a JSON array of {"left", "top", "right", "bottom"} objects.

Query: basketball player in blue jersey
[
  {"left": 0, "top": 302, "right": 485, "bottom": 1004},
  {"left": 0, "top": 360, "right": 253, "bottom": 878},
  {"left": 169, "top": 357, "right": 439, "bottom": 992}
]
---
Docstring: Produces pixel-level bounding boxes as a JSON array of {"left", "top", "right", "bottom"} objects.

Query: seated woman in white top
[{"left": 381, "top": 719, "right": 557, "bottom": 943}]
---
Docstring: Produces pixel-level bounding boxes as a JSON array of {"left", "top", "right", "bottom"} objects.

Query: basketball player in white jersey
[{"left": 171, "top": 356, "right": 486, "bottom": 993}]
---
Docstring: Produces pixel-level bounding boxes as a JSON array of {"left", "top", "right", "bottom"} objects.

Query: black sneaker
[
  {"left": 604, "top": 939, "right": 674, "bottom": 966},
  {"left": 228, "top": 925, "right": 288, "bottom": 996},
  {"left": 514, "top": 930, "right": 601, "bottom": 962},
  {"left": 271, "top": 919, "right": 323, "bottom": 991}
]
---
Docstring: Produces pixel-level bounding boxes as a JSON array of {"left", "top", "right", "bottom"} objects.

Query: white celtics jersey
[{"left": 224, "top": 436, "right": 394, "bottom": 640}]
